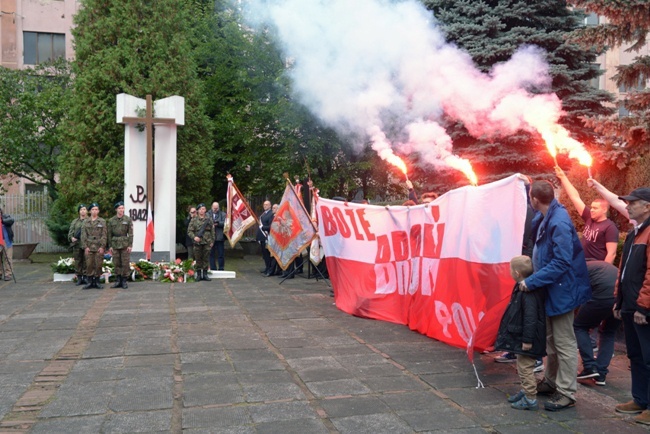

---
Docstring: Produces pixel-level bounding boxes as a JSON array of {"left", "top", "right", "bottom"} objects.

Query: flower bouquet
[
  {"left": 51, "top": 257, "right": 76, "bottom": 274},
  {"left": 131, "top": 259, "right": 159, "bottom": 280},
  {"left": 160, "top": 259, "right": 185, "bottom": 283},
  {"left": 180, "top": 258, "right": 196, "bottom": 282}
]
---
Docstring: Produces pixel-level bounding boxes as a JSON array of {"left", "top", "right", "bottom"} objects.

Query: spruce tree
[
  {"left": 570, "top": 1, "right": 650, "bottom": 164},
  {"left": 420, "top": 0, "right": 614, "bottom": 187},
  {"left": 56, "top": 0, "right": 213, "bottom": 221}
]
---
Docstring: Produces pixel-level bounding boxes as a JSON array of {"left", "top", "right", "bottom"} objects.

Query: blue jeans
[
  {"left": 573, "top": 298, "right": 621, "bottom": 376},
  {"left": 622, "top": 312, "right": 650, "bottom": 409},
  {"left": 210, "top": 241, "right": 225, "bottom": 270}
]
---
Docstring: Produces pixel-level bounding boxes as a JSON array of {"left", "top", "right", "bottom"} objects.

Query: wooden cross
[{"left": 121, "top": 94, "right": 176, "bottom": 208}]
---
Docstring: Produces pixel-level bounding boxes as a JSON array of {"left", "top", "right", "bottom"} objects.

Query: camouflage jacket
[
  {"left": 81, "top": 217, "right": 107, "bottom": 252},
  {"left": 187, "top": 215, "right": 214, "bottom": 245},
  {"left": 68, "top": 217, "right": 86, "bottom": 247},
  {"left": 107, "top": 215, "right": 133, "bottom": 250}
]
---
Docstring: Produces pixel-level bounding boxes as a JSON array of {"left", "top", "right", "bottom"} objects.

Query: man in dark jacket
[
  {"left": 0, "top": 207, "right": 15, "bottom": 281},
  {"left": 257, "top": 201, "right": 273, "bottom": 275},
  {"left": 612, "top": 187, "right": 650, "bottom": 424},
  {"left": 520, "top": 181, "right": 591, "bottom": 411},
  {"left": 208, "top": 202, "right": 226, "bottom": 271}
]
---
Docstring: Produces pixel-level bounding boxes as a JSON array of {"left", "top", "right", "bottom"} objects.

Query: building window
[
  {"left": 618, "top": 106, "right": 630, "bottom": 118},
  {"left": 23, "top": 32, "right": 65, "bottom": 65},
  {"left": 619, "top": 76, "right": 646, "bottom": 93},
  {"left": 584, "top": 12, "right": 599, "bottom": 26}
]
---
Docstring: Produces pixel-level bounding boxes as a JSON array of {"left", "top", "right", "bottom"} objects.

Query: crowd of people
[{"left": 491, "top": 171, "right": 650, "bottom": 421}]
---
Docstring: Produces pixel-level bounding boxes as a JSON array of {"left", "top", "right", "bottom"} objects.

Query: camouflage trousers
[
  {"left": 73, "top": 246, "right": 85, "bottom": 275},
  {"left": 193, "top": 244, "right": 210, "bottom": 270},
  {"left": 112, "top": 248, "right": 131, "bottom": 277},
  {"left": 85, "top": 250, "right": 103, "bottom": 277}
]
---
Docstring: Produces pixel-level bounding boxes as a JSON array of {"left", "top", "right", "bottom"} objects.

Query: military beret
[
  {"left": 89, "top": 203, "right": 99, "bottom": 211},
  {"left": 114, "top": 201, "right": 124, "bottom": 209},
  {"left": 197, "top": 203, "right": 206, "bottom": 210},
  {"left": 77, "top": 203, "right": 86, "bottom": 212}
]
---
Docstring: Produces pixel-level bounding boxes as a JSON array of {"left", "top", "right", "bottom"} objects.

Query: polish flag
[{"left": 144, "top": 202, "right": 154, "bottom": 260}]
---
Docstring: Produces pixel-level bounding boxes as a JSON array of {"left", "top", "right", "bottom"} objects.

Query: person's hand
[
  {"left": 613, "top": 308, "right": 621, "bottom": 320},
  {"left": 85, "top": 247, "right": 89, "bottom": 255},
  {"left": 127, "top": 247, "right": 132, "bottom": 253},
  {"left": 406, "top": 180, "right": 413, "bottom": 189},
  {"left": 71, "top": 237, "right": 78, "bottom": 243},
  {"left": 554, "top": 166, "right": 566, "bottom": 179},
  {"left": 522, "top": 343, "right": 532, "bottom": 351},
  {"left": 518, "top": 280, "right": 530, "bottom": 292},
  {"left": 194, "top": 236, "right": 200, "bottom": 243},
  {"left": 98, "top": 248, "right": 104, "bottom": 254},
  {"left": 634, "top": 311, "right": 648, "bottom": 325},
  {"left": 516, "top": 174, "right": 530, "bottom": 185},
  {"left": 108, "top": 248, "right": 113, "bottom": 255}
]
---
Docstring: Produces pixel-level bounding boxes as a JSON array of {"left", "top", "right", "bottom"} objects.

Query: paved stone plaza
[{"left": 0, "top": 256, "right": 647, "bottom": 433}]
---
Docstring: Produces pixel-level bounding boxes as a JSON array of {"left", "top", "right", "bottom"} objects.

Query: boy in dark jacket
[{"left": 495, "top": 255, "right": 546, "bottom": 410}]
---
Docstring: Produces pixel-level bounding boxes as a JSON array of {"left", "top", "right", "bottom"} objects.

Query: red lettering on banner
[
  {"left": 375, "top": 235, "right": 391, "bottom": 263},
  {"left": 395, "top": 260, "right": 411, "bottom": 295},
  {"left": 392, "top": 231, "right": 409, "bottom": 261},
  {"left": 333, "top": 208, "right": 351, "bottom": 238},
  {"left": 356, "top": 209, "right": 376, "bottom": 241},
  {"left": 344, "top": 209, "right": 365, "bottom": 240},
  {"left": 410, "top": 224, "right": 422, "bottom": 257},
  {"left": 321, "top": 206, "right": 337, "bottom": 236},
  {"left": 375, "top": 262, "right": 396, "bottom": 294},
  {"left": 422, "top": 223, "right": 444, "bottom": 258}
]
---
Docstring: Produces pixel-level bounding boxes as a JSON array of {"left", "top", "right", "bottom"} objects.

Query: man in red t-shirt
[{"left": 555, "top": 167, "right": 618, "bottom": 264}]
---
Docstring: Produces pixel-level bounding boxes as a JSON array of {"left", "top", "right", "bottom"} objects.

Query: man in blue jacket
[{"left": 520, "top": 180, "right": 591, "bottom": 411}]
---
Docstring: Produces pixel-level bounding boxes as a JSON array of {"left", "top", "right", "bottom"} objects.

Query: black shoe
[
  {"left": 121, "top": 277, "right": 128, "bottom": 289},
  {"left": 75, "top": 275, "right": 85, "bottom": 286},
  {"left": 577, "top": 367, "right": 599, "bottom": 380},
  {"left": 83, "top": 277, "right": 94, "bottom": 290},
  {"left": 95, "top": 277, "right": 103, "bottom": 289},
  {"left": 264, "top": 273, "right": 272, "bottom": 277},
  {"left": 595, "top": 374, "right": 606, "bottom": 386},
  {"left": 111, "top": 276, "right": 122, "bottom": 288},
  {"left": 203, "top": 270, "right": 211, "bottom": 281}
]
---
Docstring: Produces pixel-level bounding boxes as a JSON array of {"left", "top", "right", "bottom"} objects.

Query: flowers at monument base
[
  {"left": 131, "top": 259, "right": 159, "bottom": 280},
  {"left": 51, "top": 257, "right": 76, "bottom": 274},
  {"left": 160, "top": 262, "right": 184, "bottom": 283}
]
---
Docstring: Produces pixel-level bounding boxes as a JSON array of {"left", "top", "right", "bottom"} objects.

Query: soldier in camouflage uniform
[
  {"left": 187, "top": 203, "right": 214, "bottom": 281},
  {"left": 108, "top": 201, "right": 134, "bottom": 289},
  {"left": 81, "top": 203, "right": 107, "bottom": 289},
  {"left": 68, "top": 204, "right": 88, "bottom": 286}
]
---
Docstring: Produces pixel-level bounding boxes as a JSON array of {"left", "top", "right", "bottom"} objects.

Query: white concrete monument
[{"left": 116, "top": 93, "right": 184, "bottom": 262}]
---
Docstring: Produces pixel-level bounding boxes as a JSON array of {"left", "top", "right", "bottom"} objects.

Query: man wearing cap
[
  {"left": 208, "top": 201, "right": 226, "bottom": 271},
  {"left": 108, "top": 201, "right": 133, "bottom": 289},
  {"left": 68, "top": 204, "right": 88, "bottom": 286},
  {"left": 81, "top": 203, "right": 107, "bottom": 289},
  {"left": 612, "top": 187, "right": 650, "bottom": 424},
  {"left": 188, "top": 203, "right": 214, "bottom": 281}
]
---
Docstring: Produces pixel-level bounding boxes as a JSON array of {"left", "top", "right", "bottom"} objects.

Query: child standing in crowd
[{"left": 495, "top": 255, "right": 546, "bottom": 410}]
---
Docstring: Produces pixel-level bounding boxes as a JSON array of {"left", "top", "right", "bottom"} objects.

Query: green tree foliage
[
  {"left": 421, "top": 0, "right": 614, "bottom": 189},
  {"left": 55, "top": 0, "right": 213, "bottom": 229},
  {"left": 570, "top": 1, "right": 650, "bottom": 162},
  {"left": 0, "top": 59, "right": 72, "bottom": 200},
  {"left": 192, "top": 2, "right": 404, "bottom": 203}
]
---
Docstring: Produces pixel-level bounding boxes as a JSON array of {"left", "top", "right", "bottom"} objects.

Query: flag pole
[{"left": 227, "top": 174, "right": 262, "bottom": 227}]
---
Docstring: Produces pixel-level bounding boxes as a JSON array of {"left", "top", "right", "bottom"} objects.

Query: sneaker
[
  {"left": 634, "top": 410, "right": 650, "bottom": 425},
  {"left": 594, "top": 375, "right": 606, "bottom": 386},
  {"left": 533, "top": 359, "right": 544, "bottom": 373},
  {"left": 494, "top": 352, "right": 517, "bottom": 363},
  {"left": 616, "top": 400, "right": 645, "bottom": 414},
  {"left": 507, "top": 390, "right": 525, "bottom": 403},
  {"left": 544, "top": 392, "right": 575, "bottom": 411},
  {"left": 536, "top": 379, "right": 556, "bottom": 395},
  {"left": 577, "top": 367, "right": 599, "bottom": 380},
  {"left": 511, "top": 395, "right": 538, "bottom": 411}
]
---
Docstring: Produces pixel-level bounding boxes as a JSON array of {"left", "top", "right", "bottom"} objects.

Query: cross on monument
[{"left": 120, "top": 94, "right": 176, "bottom": 207}]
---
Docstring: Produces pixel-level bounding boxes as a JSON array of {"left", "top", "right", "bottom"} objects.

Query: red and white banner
[
  {"left": 317, "top": 175, "right": 527, "bottom": 349},
  {"left": 269, "top": 183, "right": 317, "bottom": 270},
  {"left": 224, "top": 178, "right": 257, "bottom": 248}
]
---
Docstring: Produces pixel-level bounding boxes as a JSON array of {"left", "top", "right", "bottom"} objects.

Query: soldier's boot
[
  {"left": 203, "top": 269, "right": 211, "bottom": 281},
  {"left": 111, "top": 276, "right": 122, "bottom": 288},
  {"left": 82, "top": 275, "right": 89, "bottom": 285},
  {"left": 121, "top": 276, "right": 128, "bottom": 289},
  {"left": 198, "top": 270, "right": 204, "bottom": 281},
  {"left": 76, "top": 275, "right": 85, "bottom": 286},
  {"left": 95, "top": 277, "right": 104, "bottom": 289},
  {"left": 83, "top": 277, "right": 93, "bottom": 290}
]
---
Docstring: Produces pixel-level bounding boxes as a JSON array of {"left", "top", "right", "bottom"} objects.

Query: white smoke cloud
[{"left": 241, "top": 0, "right": 578, "bottom": 177}]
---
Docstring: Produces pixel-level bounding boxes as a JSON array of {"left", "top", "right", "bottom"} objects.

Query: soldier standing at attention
[
  {"left": 108, "top": 201, "right": 134, "bottom": 289},
  {"left": 81, "top": 203, "right": 107, "bottom": 289},
  {"left": 68, "top": 204, "right": 88, "bottom": 286},
  {"left": 188, "top": 203, "right": 214, "bottom": 281}
]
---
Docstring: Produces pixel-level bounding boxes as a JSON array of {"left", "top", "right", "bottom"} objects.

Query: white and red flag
[
  {"left": 308, "top": 184, "right": 324, "bottom": 266},
  {"left": 316, "top": 174, "right": 527, "bottom": 350},
  {"left": 144, "top": 201, "right": 154, "bottom": 260},
  {"left": 224, "top": 176, "right": 257, "bottom": 248},
  {"left": 268, "top": 182, "right": 317, "bottom": 270}
]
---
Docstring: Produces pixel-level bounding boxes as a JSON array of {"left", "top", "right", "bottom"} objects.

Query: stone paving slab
[{"left": 0, "top": 257, "right": 649, "bottom": 433}]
